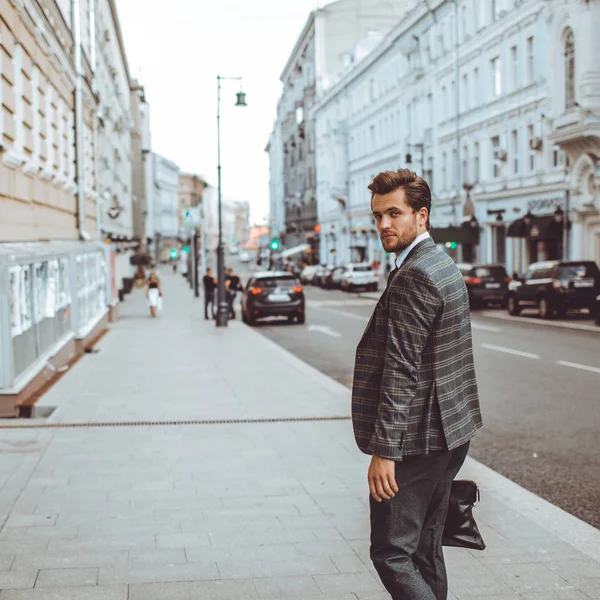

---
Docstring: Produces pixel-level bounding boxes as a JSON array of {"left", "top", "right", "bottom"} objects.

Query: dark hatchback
[
  {"left": 507, "top": 260, "right": 600, "bottom": 319},
  {"left": 241, "top": 271, "right": 305, "bottom": 325},
  {"left": 457, "top": 263, "right": 511, "bottom": 308}
]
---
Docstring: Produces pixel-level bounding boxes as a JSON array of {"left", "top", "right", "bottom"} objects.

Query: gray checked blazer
[{"left": 351, "top": 236, "right": 482, "bottom": 460}]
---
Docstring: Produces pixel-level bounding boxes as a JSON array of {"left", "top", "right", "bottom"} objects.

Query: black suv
[
  {"left": 507, "top": 260, "right": 600, "bottom": 319},
  {"left": 241, "top": 272, "right": 305, "bottom": 325},
  {"left": 457, "top": 263, "right": 510, "bottom": 309}
]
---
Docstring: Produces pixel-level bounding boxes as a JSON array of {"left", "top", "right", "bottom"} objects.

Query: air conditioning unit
[
  {"left": 529, "top": 137, "right": 543, "bottom": 150},
  {"left": 494, "top": 150, "right": 507, "bottom": 161}
]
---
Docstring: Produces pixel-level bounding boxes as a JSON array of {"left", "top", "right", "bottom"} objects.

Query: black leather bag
[{"left": 442, "top": 479, "right": 486, "bottom": 550}]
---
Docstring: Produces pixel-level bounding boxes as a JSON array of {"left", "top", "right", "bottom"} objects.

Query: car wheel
[
  {"left": 538, "top": 296, "right": 554, "bottom": 319},
  {"left": 507, "top": 294, "right": 520, "bottom": 316},
  {"left": 242, "top": 311, "right": 248, "bottom": 324},
  {"left": 297, "top": 312, "right": 306, "bottom": 325}
]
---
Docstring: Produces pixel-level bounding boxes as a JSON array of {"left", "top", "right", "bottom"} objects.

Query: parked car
[
  {"left": 239, "top": 251, "right": 250, "bottom": 263},
  {"left": 506, "top": 260, "right": 600, "bottom": 319},
  {"left": 241, "top": 271, "right": 305, "bottom": 325},
  {"left": 340, "top": 263, "right": 379, "bottom": 292},
  {"left": 311, "top": 265, "right": 329, "bottom": 285},
  {"left": 300, "top": 265, "right": 318, "bottom": 284},
  {"left": 594, "top": 294, "right": 600, "bottom": 326},
  {"left": 317, "top": 265, "right": 335, "bottom": 288},
  {"left": 457, "top": 263, "right": 511, "bottom": 309},
  {"left": 324, "top": 266, "right": 347, "bottom": 289}
]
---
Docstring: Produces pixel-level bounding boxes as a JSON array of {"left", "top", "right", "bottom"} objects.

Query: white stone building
[
  {"left": 269, "top": 0, "right": 416, "bottom": 261},
  {"left": 265, "top": 120, "right": 285, "bottom": 242},
  {"left": 150, "top": 152, "right": 180, "bottom": 260},
  {"left": 312, "top": 0, "right": 600, "bottom": 273}
]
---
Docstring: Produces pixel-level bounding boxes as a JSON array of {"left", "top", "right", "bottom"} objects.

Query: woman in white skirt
[{"left": 145, "top": 270, "right": 163, "bottom": 317}]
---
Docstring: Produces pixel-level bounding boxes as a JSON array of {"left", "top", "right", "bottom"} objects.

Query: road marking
[
  {"left": 479, "top": 310, "right": 599, "bottom": 333},
  {"left": 481, "top": 343, "right": 540, "bottom": 360},
  {"left": 308, "top": 324, "right": 342, "bottom": 337},
  {"left": 557, "top": 360, "right": 600, "bottom": 375},
  {"left": 312, "top": 306, "right": 369, "bottom": 322},
  {"left": 471, "top": 322, "right": 501, "bottom": 332}
]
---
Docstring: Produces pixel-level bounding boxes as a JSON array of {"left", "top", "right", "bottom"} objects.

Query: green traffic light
[
  {"left": 270, "top": 238, "right": 280, "bottom": 251},
  {"left": 183, "top": 246, "right": 190, "bottom": 253},
  {"left": 170, "top": 248, "right": 178, "bottom": 259}
]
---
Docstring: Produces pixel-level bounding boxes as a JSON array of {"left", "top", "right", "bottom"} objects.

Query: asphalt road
[{"left": 228, "top": 258, "right": 600, "bottom": 529}]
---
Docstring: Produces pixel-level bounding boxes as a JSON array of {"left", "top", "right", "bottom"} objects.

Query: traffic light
[
  {"left": 170, "top": 248, "right": 178, "bottom": 259},
  {"left": 270, "top": 238, "right": 280, "bottom": 251},
  {"left": 183, "top": 245, "right": 190, "bottom": 253},
  {"left": 445, "top": 241, "right": 458, "bottom": 250}
]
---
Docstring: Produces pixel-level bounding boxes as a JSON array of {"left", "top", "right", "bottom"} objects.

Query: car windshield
[
  {"left": 255, "top": 277, "right": 297, "bottom": 288},
  {"left": 558, "top": 263, "right": 599, "bottom": 279},
  {"left": 353, "top": 266, "right": 372, "bottom": 272},
  {"left": 474, "top": 266, "right": 507, "bottom": 280}
]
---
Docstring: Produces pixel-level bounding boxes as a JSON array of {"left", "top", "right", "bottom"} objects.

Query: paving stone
[
  {"left": 0, "top": 585, "right": 128, "bottom": 599},
  {"left": 217, "top": 556, "right": 339, "bottom": 579},
  {"left": 155, "top": 532, "right": 210, "bottom": 549},
  {"left": 98, "top": 561, "right": 219, "bottom": 585},
  {"left": 128, "top": 579, "right": 260, "bottom": 600},
  {"left": 252, "top": 574, "right": 322, "bottom": 598},
  {"left": 35, "top": 568, "right": 98, "bottom": 588},
  {"left": 0, "top": 570, "right": 37, "bottom": 590},
  {"left": 489, "top": 562, "right": 575, "bottom": 593},
  {"left": 313, "top": 572, "right": 385, "bottom": 595}
]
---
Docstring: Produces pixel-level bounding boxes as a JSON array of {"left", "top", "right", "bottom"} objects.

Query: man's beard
[{"left": 383, "top": 218, "right": 418, "bottom": 254}]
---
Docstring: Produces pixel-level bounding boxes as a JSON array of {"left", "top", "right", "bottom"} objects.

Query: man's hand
[{"left": 368, "top": 455, "right": 398, "bottom": 502}]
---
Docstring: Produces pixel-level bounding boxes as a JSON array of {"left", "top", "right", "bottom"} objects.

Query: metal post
[
  {"left": 563, "top": 186, "right": 570, "bottom": 261},
  {"left": 190, "top": 230, "right": 196, "bottom": 292},
  {"left": 193, "top": 228, "right": 200, "bottom": 298},
  {"left": 216, "top": 75, "right": 228, "bottom": 327}
]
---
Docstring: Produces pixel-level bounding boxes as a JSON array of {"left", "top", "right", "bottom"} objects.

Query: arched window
[{"left": 564, "top": 29, "right": 576, "bottom": 109}]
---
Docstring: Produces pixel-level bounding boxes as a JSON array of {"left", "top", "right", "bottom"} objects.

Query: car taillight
[
  {"left": 504, "top": 277, "right": 512, "bottom": 283},
  {"left": 464, "top": 277, "right": 481, "bottom": 285},
  {"left": 552, "top": 279, "right": 568, "bottom": 290},
  {"left": 250, "top": 288, "right": 262, "bottom": 295},
  {"left": 292, "top": 286, "right": 303, "bottom": 293}
]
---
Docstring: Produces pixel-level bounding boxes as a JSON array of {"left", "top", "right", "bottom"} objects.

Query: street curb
[
  {"left": 462, "top": 458, "right": 600, "bottom": 562},
  {"left": 478, "top": 310, "right": 599, "bottom": 333},
  {"left": 240, "top": 318, "right": 600, "bottom": 558}
]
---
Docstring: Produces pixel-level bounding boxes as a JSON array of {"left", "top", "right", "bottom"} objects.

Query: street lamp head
[{"left": 235, "top": 91, "right": 247, "bottom": 107}]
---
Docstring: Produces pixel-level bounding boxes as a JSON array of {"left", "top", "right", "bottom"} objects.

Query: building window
[
  {"left": 462, "top": 73, "right": 469, "bottom": 112},
  {"left": 526, "top": 36, "right": 534, "bottom": 83},
  {"left": 425, "top": 156, "right": 434, "bottom": 190},
  {"left": 510, "top": 46, "right": 518, "bottom": 91},
  {"left": 473, "top": 67, "right": 479, "bottom": 106},
  {"left": 427, "top": 93, "right": 433, "bottom": 127},
  {"left": 307, "top": 167, "right": 314, "bottom": 188},
  {"left": 527, "top": 125, "right": 535, "bottom": 172},
  {"left": 552, "top": 145, "right": 565, "bottom": 168},
  {"left": 491, "top": 56, "right": 501, "bottom": 97},
  {"left": 462, "top": 144, "right": 469, "bottom": 182},
  {"left": 370, "top": 124, "right": 376, "bottom": 150},
  {"left": 369, "top": 78, "right": 375, "bottom": 101},
  {"left": 511, "top": 129, "right": 519, "bottom": 174},
  {"left": 451, "top": 149, "right": 457, "bottom": 188},
  {"left": 441, "top": 86, "right": 447, "bottom": 120},
  {"left": 564, "top": 28, "right": 576, "bottom": 109},
  {"left": 473, "top": 142, "right": 480, "bottom": 182},
  {"left": 491, "top": 136, "right": 501, "bottom": 178},
  {"left": 442, "top": 152, "right": 447, "bottom": 189}
]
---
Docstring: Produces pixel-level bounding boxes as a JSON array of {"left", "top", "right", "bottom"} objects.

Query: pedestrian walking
[
  {"left": 225, "top": 267, "right": 243, "bottom": 319},
  {"left": 145, "top": 270, "right": 163, "bottom": 318},
  {"left": 202, "top": 267, "right": 216, "bottom": 320},
  {"left": 351, "top": 168, "right": 482, "bottom": 600}
]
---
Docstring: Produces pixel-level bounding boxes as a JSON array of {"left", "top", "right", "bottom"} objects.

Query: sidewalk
[{"left": 0, "top": 273, "right": 598, "bottom": 599}]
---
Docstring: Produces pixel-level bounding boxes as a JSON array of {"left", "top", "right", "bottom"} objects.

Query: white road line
[
  {"left": 312, "top": 306, "right": 369, "bottom": 322},
  {"left": 480, "top": 343, "right": 540, "bottom": 360},
  {"left": 308, "top": 324, "right": 342, "bottom": 337},
  {"left": 471, "top": 322, "right": 501, "bottom": 333},
  {"left": 557, "top": 360, "right": 600, "bottom": 375}
]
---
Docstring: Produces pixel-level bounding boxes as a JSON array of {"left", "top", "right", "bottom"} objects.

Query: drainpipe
[{"left": 72, "top": 0, "right": 90, "bottom": 241}]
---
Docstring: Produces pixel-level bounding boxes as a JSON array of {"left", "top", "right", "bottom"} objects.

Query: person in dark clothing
[
  {"left": 202, "top": 268, "right": 217, "bottom": 320},
  {"left": 225, "top": 267, "right": 243, "bottom": 319}
]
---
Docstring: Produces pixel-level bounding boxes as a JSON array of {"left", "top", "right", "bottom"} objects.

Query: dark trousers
[
  {"left": 227, "top": 291, "right": 237, "bottom": 318},
  {"left": 370, "top": 442, "right": 470, "bottom": 600},
  {"left": 204, "top": 290, "right": 215, "bottom": 319}
]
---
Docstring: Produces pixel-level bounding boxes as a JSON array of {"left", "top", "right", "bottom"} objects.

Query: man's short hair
[{"left": 368, "top": 168, "right": 431, "bottom": 230}]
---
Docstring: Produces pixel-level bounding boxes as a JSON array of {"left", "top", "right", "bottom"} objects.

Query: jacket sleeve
[{"left": 367, "top": 268, "right": 442, "bottom": 460}]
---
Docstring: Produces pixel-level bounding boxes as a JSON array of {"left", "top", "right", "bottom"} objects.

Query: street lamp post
[{"left": 216, "top": 74, "right": 247, "bottom": 327}]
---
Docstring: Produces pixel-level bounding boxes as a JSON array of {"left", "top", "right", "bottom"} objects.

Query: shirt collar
[{"left": 395, "top": 231, "right": 430, "bottom": 269}]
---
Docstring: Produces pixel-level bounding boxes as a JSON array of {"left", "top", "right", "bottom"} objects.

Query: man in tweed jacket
[{"left": 352, "top": 169, "right": 482, "bottom": 600}]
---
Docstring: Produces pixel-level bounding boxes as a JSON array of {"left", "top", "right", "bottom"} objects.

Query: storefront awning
[
  {"left": 429, "top": 225, "right": 479, "bottom": 245},
  {"left": 280, "top": 243, "right": 310, "bottom": 258},
  {"left": 507, "top": 216, "right": 563, "bottom": 239}
]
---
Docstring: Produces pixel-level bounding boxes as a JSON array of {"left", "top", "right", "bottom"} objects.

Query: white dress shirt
[{"left": 395, "top": 231, "right": 430, "bottom": 269}]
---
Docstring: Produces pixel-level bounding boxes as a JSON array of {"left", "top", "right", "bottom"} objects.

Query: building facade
[
  {"left": 151, "top": 152, "right": 180, "bottom": 261},
  {"left": 312, "top": 0, "right": 600, "bottom": 273},
  {"left": 0, "top": 0, "right": 97, "bottom": 242},
  {"left": 271, "top": 0, "right": 416, "bottom": 262},
  {"left": 93, "top": 0, "right": 133, "bottom": 245},
  {"left": 265, "top": 122, "right": 285, "bottom": 242}
]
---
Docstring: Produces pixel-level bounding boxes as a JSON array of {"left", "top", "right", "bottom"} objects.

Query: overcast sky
[{"left": 117, "top": 0, "right": 323, "bottom": 224}]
